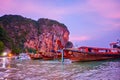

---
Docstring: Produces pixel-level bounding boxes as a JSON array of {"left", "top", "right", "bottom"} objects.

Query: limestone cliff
[{"left": 0, "top": 15, "right": 70, "bottom": 53}]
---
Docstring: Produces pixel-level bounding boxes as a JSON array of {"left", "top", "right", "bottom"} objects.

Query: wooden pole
[{"left": 61, "top": 48, "right": 64, "bottom": 63}]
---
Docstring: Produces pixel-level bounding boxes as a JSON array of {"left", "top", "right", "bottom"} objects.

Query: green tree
[
  {"left": 12, "top": 47, "right": 21, "bottom": 55},
  {"left": 0, "top": 25, "right": 13, "bottom": 48},
  {"left": 0, "top": 25, "right": 6, "bottom": 41},
  {"left": 0, "top": 41, "right": 5, "bottom": 53},
  {"left": 27, "top": 48, "right": 36, "bottom": 53}
]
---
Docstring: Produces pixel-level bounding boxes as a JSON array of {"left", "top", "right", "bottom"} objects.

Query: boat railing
[{"left": 64, "top": 47, "right": 120, "bottom": 54}]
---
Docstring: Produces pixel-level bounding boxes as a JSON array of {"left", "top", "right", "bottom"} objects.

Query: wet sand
[{"left": 0, "top": 57, "right": 120, "bottom": 80}]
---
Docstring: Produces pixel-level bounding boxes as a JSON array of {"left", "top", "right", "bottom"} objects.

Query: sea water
[{"left": 0, "top": 57, "right": 120, "bottom": 80}]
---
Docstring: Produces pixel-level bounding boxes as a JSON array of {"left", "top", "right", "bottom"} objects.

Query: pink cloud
[
  {"left": 59, "top": 0, "right": 120, "bottom": 19},
  {"left": 87, "top": 0, "right": 120, "bottom": 19},
  {"left": 0, "top": 0, "right": 67, "bottom": 20},
  {"left": 69, "top": 35, "right": 90, "bottom": 42},
  {"left": 103, "top": 21, "right": 120, "bottom": 31},
  {"left": 72, "top": 0, "right": 120, "bottom": 31},
  {"left": 0, "top": 0, "right": 120, "bottom": 20}
]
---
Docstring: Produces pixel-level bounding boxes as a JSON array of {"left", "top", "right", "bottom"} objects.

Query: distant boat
[
  {"left": 63, "top": 46, "right": 120, "bottom": 62},
  {"left": 17, "top": 53, "right": 31, "bottom": 60},
  {"left": 29, "top": 52, "right": 61, "bottom": 60},
  {"left": 28, "top": 52, "right": 42, "bottom": 60},
  {"left": 42, "top": 52, "right": 55, "bottom": 60}
]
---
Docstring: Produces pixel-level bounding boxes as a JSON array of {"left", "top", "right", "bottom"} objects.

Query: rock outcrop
[{"left": 0, "top": 15, "right": 70, "bottom": 53}]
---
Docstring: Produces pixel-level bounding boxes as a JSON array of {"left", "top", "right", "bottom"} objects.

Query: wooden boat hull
[
  {"left": 42, "top": 56, "right": 54, "bottom": 60},
  {"left": 29, "top": 53, "right": 42, "bottom": 60},
  {"left": 64, "top": 49, "right": 120, "bottom": 62}
]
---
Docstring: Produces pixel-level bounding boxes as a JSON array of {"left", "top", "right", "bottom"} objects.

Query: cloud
[
  {"left": 73, "top": 0, "right": 120, "bottom": 31},
  {"left": 1, "top": 0, "right": 119, "bottom": 20},
  {"left": 0, "top": 0, "right": 67, "bottom": 20},
  {"left": 87, "top": 0, "right": 120, "bottom": 19},
  {"left": 104, "top": 21, "right": 120, "bottom": 31},
  {"left": 69, "top": 35, "right": 90, "bottom": 42}
]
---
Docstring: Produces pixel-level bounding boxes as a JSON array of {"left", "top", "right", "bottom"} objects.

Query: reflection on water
[
  {"left": 2, "top": 57, "right": 6, "bottom": 68},
  {"left": 0, "top": 57, "right": 120, "bottom": 80},
  {"left": 0, "top": 57, "right": 9, "bottom": 68},
  {"left": 0, "top": 57, "right": 17, "bottom": 69}
]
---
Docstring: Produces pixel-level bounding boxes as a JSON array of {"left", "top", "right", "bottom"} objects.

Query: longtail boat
[
  {"left": 29, "top": 52, "right": 61, "bottom": 60},
  {"left": 29, "top": 52, "right": 42, "bottom": 60},
  {"left": 41, "top": 52, "right": 55, "bottom": 60},
  {"left": 63, "top": 46, "right": 120, "bottom": 62}
]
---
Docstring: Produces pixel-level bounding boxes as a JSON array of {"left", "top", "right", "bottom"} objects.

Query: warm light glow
[
  {"left": 8, "top": 53, "right": 13, "bottom": 57},
  {"left": 2, "top": 52, "right": 7, "bottom": 56}
]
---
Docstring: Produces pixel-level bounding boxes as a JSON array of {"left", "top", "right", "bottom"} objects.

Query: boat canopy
[{"left": 78, "top": 46, "right": 119, "bottom": 53}]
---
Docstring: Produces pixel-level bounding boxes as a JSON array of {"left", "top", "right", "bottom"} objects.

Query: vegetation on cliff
[
  {"left": 0, "top": 41, "right": 4, "bottom": 53},
  {"left": 38, "top": 18, "right": 67, "bottom": 28},
  {"left": 0, "top": 25, "right": 21, "bottom": 54}
]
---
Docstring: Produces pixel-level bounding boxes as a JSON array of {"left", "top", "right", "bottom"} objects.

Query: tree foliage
[
  {"left": 27, "top": 48, "right": 36, "bottom": 53},
  {"left": 65, "top": 41, "right": 73, "bottom": 48},
  {"left": 0, "top": 41, "right": 5, "bottom": 53},
  {"left": 12, "top": 47, "right": 21, "bottom": 54},
  {"left": 0, "top": 25, "right": 14, "bottom": 49}
]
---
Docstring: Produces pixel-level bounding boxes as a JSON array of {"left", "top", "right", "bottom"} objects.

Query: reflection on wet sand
[
  {"left": 2, "top": 57, "right": 6, "bottom": 68},
  {"left": 0, "top": 58, "right": 120, "bottom": 80},
  {"left": 0, "top": 57, "right": 8, "bottom": 68},
  {"left": 0, "top": 57, "right": 16, "bottom": 69}
]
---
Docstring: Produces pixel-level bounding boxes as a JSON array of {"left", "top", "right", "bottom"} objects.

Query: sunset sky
[{"left": 0, "top": 0, "right": 120, "bottom": 48}]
